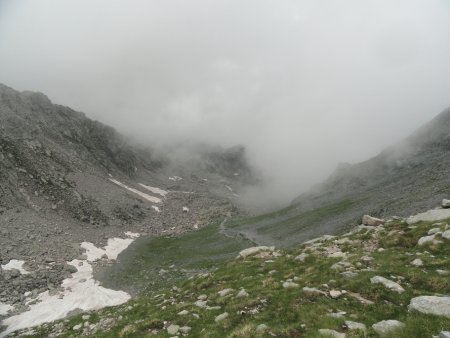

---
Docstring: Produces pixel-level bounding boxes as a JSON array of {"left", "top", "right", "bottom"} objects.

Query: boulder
[
  {"left": 217, "top": 288, "right": 233, "bottom": 297},
  {"left": 418, "top": 235, "right": 438, "bottom": 246},
  {"left": 370, "top": 276, "right": 405, "bottom": 293},
  {"left": 411, "top": 258, "right": 423, "bottom": 267},
  {"left": 303, "top": 287, "right": 327, "bottom": 296},
  {"left": 362, "top": 215, "right": 385, "bottom": 226},
  {"left": 283, "top": 282, "right": 299, "bottom": 289},
  {"left": 345, "top": 321, "right": 366, "bottom": 331},
  {"left": 442, "top": 199, "right": 450, "bottom": 208},
  {"left": 442, "top": 230, "right": 450, "bottom": 240},
  {"left": 329, "top": 290, "right": 342, "bottom": 299},
  {"left": 429, "top": 227, "right": 442, "bottom": 235},
  {"left": 408, "top": 296, "right": 450, "bottom": 317},
  {"left": 215, "top": 312, "right": 229, "bottom": 322},
  {"left": 318, "top": 329, "right": 346, "bottom": 337},
  {"left": 294, "top": 253, "right": 308, "bottom": 262},
  {"left": 439, "top": 331, "right": 450, "bottom": 338},
  {"left": 372, "top": 320, "right": 405, "bottom": 336},
  {"left": 407, "top": 209, "right": 450, "bottom": 224},
  {"left": 237, "top": 289, "right": 249, "bottom": 297},
  {"left": 167, "top": 324, "right": 180, "bottom": 335},
  {"left": 237, "top": 246, "right": 275, "bottom": 258}
]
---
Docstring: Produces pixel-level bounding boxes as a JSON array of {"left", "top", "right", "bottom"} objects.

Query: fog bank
[{"left": 1, "top": 0, "right": 449, "bottom": 206}]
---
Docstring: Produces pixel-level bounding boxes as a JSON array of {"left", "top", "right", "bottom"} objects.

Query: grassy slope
[
  {"left": 225, "top": 199, "right": 361, "bottom": 247},
  {"left": 21, "top": 217, "right": 450, "bottom": 338},
  {"left": 95, "top": 222, "right": 252, "bottom": 295}
]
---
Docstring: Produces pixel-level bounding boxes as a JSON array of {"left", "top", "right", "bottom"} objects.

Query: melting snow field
[
  {"left": 109, "top": 178, "right": 162, "bottom": 203},
  {"left": 1, "top": 260, "right": 29, "bottom": 275},
  {"left": 0, "top": 232, "right": 139, "bottom": 338}
]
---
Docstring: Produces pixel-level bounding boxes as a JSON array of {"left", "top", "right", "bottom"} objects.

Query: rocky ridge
[{"left": 0, "top": 84, "right": 256, "bottom": 316}]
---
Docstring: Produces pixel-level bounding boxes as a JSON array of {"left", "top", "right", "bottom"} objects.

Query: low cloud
[{"left": 1, "top": 0, "right": 449, "bottom": 206}]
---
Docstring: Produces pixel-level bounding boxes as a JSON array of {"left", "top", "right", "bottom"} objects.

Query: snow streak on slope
[{"left": 109, "top": 178, "right": 162, "bottom": 203}]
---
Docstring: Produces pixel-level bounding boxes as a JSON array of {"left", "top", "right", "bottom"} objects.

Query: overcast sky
[{"left": 1, "top": 0, "right": 450, "bottom": 206}]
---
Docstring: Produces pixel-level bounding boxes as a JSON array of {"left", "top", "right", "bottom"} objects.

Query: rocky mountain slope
[
  {"left": 0, "top": 83, "right": 256, "bottom": 317},
  {"left": 226, "top": 109, "right": 450, "bottom": 247},
  {"left": 8, "top": 206, "right": 450, "bottom": 337}
]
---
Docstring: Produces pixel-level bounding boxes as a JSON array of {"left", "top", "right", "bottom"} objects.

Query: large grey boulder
[
  {"left": 442, "top": 199, "right": 450, "bottom": 208},
  {"left": 372, "top": 320, "right": 405, "bottom": 336},
  {"left": 407, "top": 209, "right": 450, "bottom": 224},
  {"left": 408, "top": 296, "right": 450, "bottom": 317},
  {"left": 370, "top": 276, "right": 405, "bottom": 293},
  {"left": 442, "top": 230, "right": 450, "bottom": 240},
  {"left": 362, "top": 215, "right": 385, "bottom": 226}
]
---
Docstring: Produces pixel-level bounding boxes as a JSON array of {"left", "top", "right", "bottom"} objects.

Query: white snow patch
[
  {"left": 152, "top": 206, "right": 161, "bottom": 212},
  {"left": 109, "top": 178, "right": 161, "bottom": 203},
  {"left": 0, "top": 233, "right": 138, "bottom": 337},
  {"left": 0, "top": 303, "right": 13, "bottom": 316},
  {"left": 138, "top": 183, "right": 168, "bottom": 197},
  {"left": 81, "top": 232, "right": 139, "bottom": 262},
  {"left": 1, "top": 260, "right": 29, "bottom": 275},
  {"left": 0, "top": 260, "right": 130, "bottom": 337},
  {"left": 169, "top": 176, "right": 182, "bottom": 181},
  {"left": 225, "top": 185, "right": 233, "bottom": 192}
]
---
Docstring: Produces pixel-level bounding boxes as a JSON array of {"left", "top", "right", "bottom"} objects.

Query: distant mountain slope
[
  {"left": 0, "top": 83, "right": 256, "bottom": 308},
  {"left": 226, "top": 109, "right": 450, "bottom": 247}
]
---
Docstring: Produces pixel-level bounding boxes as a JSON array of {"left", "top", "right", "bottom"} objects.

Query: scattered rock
[
  {"left": 178, "top": 310, "right": 189, "bottom": 316},
  {"left": 215, "top": 312, "right": 229, "bottom": 322},
  {"left": 197, "top": 294, "right": 207, "bottom": 301},
  {"left": 439, "top": 331, "right": 450, "bottom": 338},
  {"left": 409, "top": 296, "right": 450, "bottom": 317},
  {"left": 362, "top": 215, "right": 385, "bottom": 226},
  {"left": 283, "top": 282, "right": 299, "bottom": 289},
  {"left": 411, "top": 258, "right": 423, "bottom": 267},
  {"left": 442, "top": 230, "right": 450, "bottom": 240},
  {"left": 370, "top": 276, "right": 405, "bottom": 293},
  {"left": 318, "top": 328, "right": 346, "bottom": 337},
  {"left": 418, "top": 234, "right": 439, "bottom": 246},
  {"left": 179, "top": 326, "right": 191, "bottom": 334},
  {"left": 428, "top": 228, "right": 442, "bottom": 235},
  {"left": 217, "top": 288, "right": 233, "bottom": 297},
  {"left": 303, "top": 287, "right": 327, "bottom": 296},
  {"left": 407, "top": 209, "right": 450, "bottom": 224},
  {"left": 329, "top": 290, "right": 342, "bottom": 299},
  {"left": 236, "top": 289, "right": 249, "bottom": 297},
  {"left": 194, "top": 300, "right": 207, "bottom": 308},
  {"left": 256, "top": 324, "right": 269, "bottom": 332},
  {"left": 345, "top": 321, "right": 366, "bottom": 331},
  {"left": 294, "top": 253, "right": 308, "bottom": 262},
  {"left": 372, "top": 320, "right": 405, "bottom": 336},
  {"left": 340, "top": 271, "right": 358, "bottom": 278},
  {"left": 238, "top": 246, "right": 275, "bottom": 258},
  {"left": 167, "top": 324, "right": 180, "bottom": 335}
]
